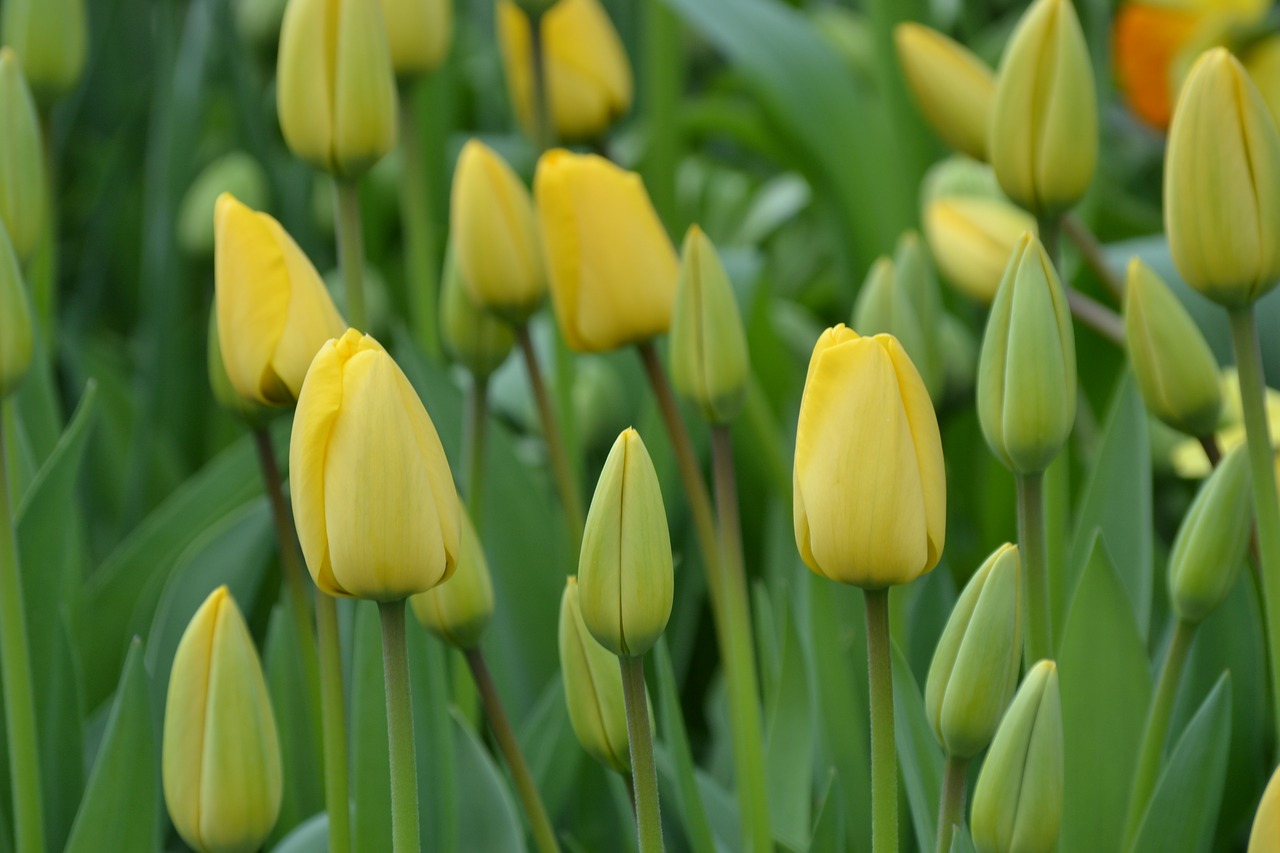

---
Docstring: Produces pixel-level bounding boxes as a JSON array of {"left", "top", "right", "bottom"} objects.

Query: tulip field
[{"left": 7, "top": 0, "right": 1280, "bottom": 851}]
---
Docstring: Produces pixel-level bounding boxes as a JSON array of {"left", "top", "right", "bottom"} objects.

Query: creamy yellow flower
[
  {"left": 410, "top": 502, "right": 494, "bottom": 649},
  {"left": 0, "top": 49, "right": 45, "bottom": 261},
  {"left": 895, "top": 23, "right": 995, "bottom": 161},
  {"left": 1250, "top": 762, "right": 1280, "bottom": 852},
  {"left": 923, "top": 196, "right": 1037, "bottom": 303},
  {"left": 379, "top": 0, "right": 451, "bottom": 78},
  {"left": 1, "top": 0, "right": 86, "bottom": 103}
]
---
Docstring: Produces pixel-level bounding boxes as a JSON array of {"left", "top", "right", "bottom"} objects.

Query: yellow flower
[
  {"left": 213, "top": 193, "right": 346, "bottom": 407},
  {"left": 534, "top": 149, "right": 678, "bottom": 352},
  {"left": 410, "top": 502, "right": 494, "bottom": 649},
  {"left": 277, "top": 0, "right": 398, "bottom": 177},
  {"left": 0, "top": 49, "right": 45, "bottom": 261},
  {"left": 1169, "top": 369, "right": 1280, "bottom": 478},
  {"left": 1251, "top": 762, "right": 1280, "bottom": 852},
  {"left": 923, "top": 196, "right": 1037, "bottom": 303},
  {"left": 0, "top": 223, "right": 30, "bottom": 400},
  {"left": 439, "top": 244, "right": 515, "bottom": 379},
  {"left": 1, "top": 0, "right": 86, "bottom": 103},
  {"left": 1165, "top": 48, "right": 1280, "bottom": 307},
  {"left": 163, "top": 587, "right": 282, "bottom": 853},
  {"left": 558, "top": 576, "right": 630, "bottom": 773},
  {"left": 290, "top": 329, "right": 460, "bottom": 600},
  {"left": 793, "top": 326, "right": 946, "bottom": 588},
  {"left": 379, "top": 0, "right": 451, "bottom": 78},
  {"left": 450, "top": 139, "right": 546, "bottom": 321},
  {"left": 894, "top": 23, "right": 995, "bottom": 161},
  {"left": 497, "top": 0, "right": 632, "bottom": 142}
]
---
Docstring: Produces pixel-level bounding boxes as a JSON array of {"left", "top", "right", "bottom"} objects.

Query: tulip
[
  {"left": 0, "top": 222, "right": 31, "bottom": 400},
  {"left": 970, "top": 660, "right": 1064, "bottom": 853},
  {"left": 450, "top": 139, "right": 546, "bottom": 322},
  {"left": 793, "top": 326, "right": 946, "bottom": 588},
  {"left": 893, "top": 231, "right": 944, "bottom": 390},
  {"left": 989, "top": 0, "right": 1097, "bottom": 215},
  {"left": 163, "top": 587, "right": 282, "bottom": 853},
  {"left": 1, "top": 0, "right": 85, "bottom": 103},
  {"left": 379, "top": 0, "right": 451, "bottom": 78},
  {"left": 410, "top": 503, "right": 494, "bottom": 649},
  {"left": 497, "top": 0, "right": 632, "bottom": 142},
  {"left": 920, "top": 156, "right": 1004, "bottom": 209},
  {"left": 669, "top": 225, "right": 749, "bottom": 424},
  {"left": 277, "top": 0, "right": 398, "bottom": 177},
  {"left": 213, "top": 193, "right": 346, "bottom": 407},
  {"left": 924, "top": 196, "right": 1037, "bottom": 303},
  {"left": 178, "top": 152, "right": 270, "bottom": 259},
  {"left": 977, "top": 232, "right": 1076, "bottom": 475},
  {"left": 1250, "top": 762, "right": 1280, "bottom": 852},
  {"left": 290, "top": 329, "right": 460, "bottom": 600},
  {"left": 207, "top": 312, "right": 273, "bottom": 427},
  {"left": 1165, "top": 48, "right": 1280, "bottom": 306},
  {"left": 852, "top": 256, "right": 935, "bottom": 400},
  {"left": 558, "top": 576, "right": 630, "bottom": 773},
  {"left": 535, "top": 150, "right": 678, "bottom": 352},
  {"left": 439, "top": 245, "right": 515, "bottom": 379},
  {"left": 1124, "top": 257, "right": 1221, "bottom": 436},
  {"left": 0, "top": 49, "right": 44, "bottom": 261},
  {"left": 895, "top": 23, "right": 995, "bottom": 161},
  {"left": 1169, "top": 443, "right": 1252, "bottom": 623},
  {"left": 578, "top": 428, "right": 673, "bottom": 658}
]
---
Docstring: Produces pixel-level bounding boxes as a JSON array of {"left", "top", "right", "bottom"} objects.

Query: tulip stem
[
  {"left": 398, "top": 88, "right": 442, "bottom": 361},
  {"left": 464, "top": 374, "right": 490, "bottom": 525},
  {"left": 1062, "top": 214, "right": 1125, "bottom": 302},
  {"left": 1016, "top": 473, "right": 1053, "bottom": 665},
  {"left": 1064, "top": 286, "right": 1126, "bottom": 347},
  {"left": 620, "top": 656, "right": 664, "bottom": 853},
  {"left": 334, "top": 178, "right": 368, "bottom": 331},
  {"left": 465, "top": 649, "right": 561, "bottom": 853},
  {"left": 1121, "top": 619, "right": 1196, "bottom": 851},
  {"left": 529, "top": 14, "right": 554, "bottom": 153},
  {"left": 316, "top": 592, "right": 354, "bottom": 853},
  {"left": 379, "top": 600, "right": 421, "bottom": 853},
  {"left": 865, "top": 587, "right": 897, "bottom": 853},
  {"left": 936, "top": 755, "right": 970, "bottom": 853}
]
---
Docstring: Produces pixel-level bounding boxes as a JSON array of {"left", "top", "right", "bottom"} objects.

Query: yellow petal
[
  {"left": 163, "top": 589, "right": 220, "bottom": 850},
  {"left": 332, "top": 0, "right": 398, "bottom": 176},
  {"left": 545, "top": 0, "right": 633, "bottom": 139},
  {"left": 276, "top": 0, "right": 335, "bottom": 171},
  {"left": 895, "top": 23, "right": 995, "bottom": 160},
  {"left": 924, "top": 197, "right": 1036, "bottom": 303},
  {"left": 379, "top": 0, "right": 451, "bottom": 77}
]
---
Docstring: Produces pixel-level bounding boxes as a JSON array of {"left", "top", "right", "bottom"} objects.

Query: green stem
[
  {"left": 1037, "top": 215, "right": 1061, "bottom": 268},
  {"left": 936, "top": 756, "right": 970, "bottom": 853},
  {"left": 334, "top": 178, "right": 368, "bottom": 331},
  {"left": 1121, "top": 620, "right": 1196, "bottom": 851},
  {"left": 465, "top": 649, "right": 561, "bottom": 853},
  {"left": 1039, "top": 213, "right": 1125, "bottom": 346},
  {"left": 1062, "top": 214, "right": 1125, "bottom": 302},
  {"left": 528, "top": 15, "right": 554, "bottom": 153},
  {"left": 620, "top": 656, "right": 664, "bottom": 853},
  {"left": 379, "top": 600, "right": 421, "bottom": 853},
  {"left": 1017, "top": 473, "right": 1053, "bottom": 665},
  {"left": 865, "top": 587, "right": 897, "bottom": 853},
  {"left": 398, "top": 88, "right": 443, "bottom": 361},
  {"left": 316, "top": 593, "right": 353, "bottom": 853},
  {"left": 464, "top": 375, "right": 490, "bottom": 525}
]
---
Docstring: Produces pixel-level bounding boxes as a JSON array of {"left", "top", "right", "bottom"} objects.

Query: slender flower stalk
[
  {"left": 937, "top": 756, "right": 970, "bottom": 853},
  {"left": 866, "top": 588, "right": 897, "bottom": 853},
  {"left": 464, "top": 375, "right": 490, "bottom": 523},
  {"left": 620, "top": 657, "right": 663, "bottom": 852},
  {"left": 334, "top": 179, "right": 368, "bottom": 331},
  {"left": 1017, "top": 473, "right": 1053, "bottom": 665},
  {"left": 1062, "top": 214, "right": 1124, "bottom": 301},
  {"left": 398, "top": 91, "right": 442, "bottom": 360},
  {"left": 528, "top": 13, "right": 554, "bottom": 153},
  {"left": 380, "top": 601, "right": 421, "bottom": 853}
]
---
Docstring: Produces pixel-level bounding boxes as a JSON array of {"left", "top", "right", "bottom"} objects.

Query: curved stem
[
  {"left": 464, "top": 375, "right": 490, "bottom": 525},
  {"left": 1017, "top": 473, "right": 1053, "bottom": 665},
  {"left": 866, "top": 588, "right": 897, "bottom": 853},
  {"left": 379, "top": 600, "right": 421, "bottom": 853},
  {"left": 620, "top": 656, "right": 664, "bottom": 853},
  {"left": 1065, "top": 286, "right": 1126, "bottom": 347},
  {"left": 316, "top": 593, "right": 353, "bottom": 853},
  {"left": 334, "top": 178, "right": 367, "bottom": 331},
  {"left": 1062, "top": 214, "right": 1125, "bottom": 302},
  {"left": 516, "top": 327, "right": 583, "bottom": 552},
  {"left": 936, "top": 755, "right": 970, "bottom": 853},
  {"left": 398, "top": 88, "right": 442, "bottom": 360}
]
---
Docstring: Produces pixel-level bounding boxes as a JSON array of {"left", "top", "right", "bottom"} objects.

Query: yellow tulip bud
[
  {"left": 379, "top": 0, "right": 451, "bottom": 78},
  {"left": 163, "top": 587, "right": 282, "bottom": 853},
  {"left": 497, "top": 0, "right": 633, "bottom": 142},
  {"left": 669, "top": 225, "right": 750, "bottom": 424},
  {"left": 793, "top": 326, "right": 946, "bottom": 588},
  {"left": 450, "top": 139, "right": 546, "bottom": 322},
  {"left": 989, "top": 0, "right": 1098, "bottom": 215},
  {"left": 1, "top": 0, "right": 85, "bottom": 104},
  {"left": 1165, "top": 48, "right": 1280, "bottom": 306},
  {"left": 970, "top": 660, "right": 1063, "bottom": 853},
  {"left": 535, "top": 150, "right": 678, "bottom": 352},
  {"left": 178, "top": 152, "right": 270, "bottom": 259},
  {"left": 924, "top": 196, "right": 1037, "bottom": 303},
  {"left": 290, "top": 329, "right": 461, "bottom": 600},
  {"left": 977, "top": 232, "right": 1076, "bottom": 475},
  {"left": 410, "top": 503, "right": 494, "bottom": 649},
  {"left": 852, "top": 256, "right": 936, "bottom": 400},
  {"left": 1124, "top": 257, "right": 1222, "bottom": 437},
  {"left": 1249, "top": 762, "right": 1280, "bottom": 853},
  {"left": 558, "top": 576, "right": 630, "bottom": 773},
  {"left": 0, "top": 49, "right": 45, "bottom": 261},
  {"left": 207, "top": 311, "right": 274, "bottom": 427},
  {"left": 439, "top": 245, "right": 515, "bottom": 379},
  {"left": 1169, "top": 443, "right": 1252, "bottom": 624},
  {"left": 277, "top": 0, "right": 398, "bottom": 177},
  {"left": 578, "top": 428, "right": 673, "bottom": 658},
  {"left": 920, "top": 156, "right": 1004, "bottom": 209},
  {"left": 0, "top": 223, "right": 31, "bottom": 400},
  {"left": 894, "top": 23, "right": 995, "bottom": 161},
  {"left": 925, "top": 543, "right": 1022, "bottom": 759},
  {"left": 213, "top": 193, "right": 346, "bottom": 407}
]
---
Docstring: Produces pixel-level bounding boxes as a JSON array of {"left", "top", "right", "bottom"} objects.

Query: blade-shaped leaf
[
  {"left": 892, "top": 641, "right": 943, "bottom": 851},
  {"left": 453, "top": 708, "right": 529, "bottom": 853},
  {"left": 264, "top": 602, "right": 324, "bottom": 845},
  {"left": 654, "top": 640, "right": 718, "bottom": 853},
  {"left": 764, "top": 593, "right": 814, "bottom": 851}
]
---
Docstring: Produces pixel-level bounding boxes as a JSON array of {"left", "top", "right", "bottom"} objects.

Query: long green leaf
[
  {"left": 764, "top": 596, "right": 814, "bottom": 851},
  {"left": 892, "top": 641, "right": 943, "bottom": 851},
  {"left": 654, "top": 640, "right": 718, "bottom": 853},
  {"left": 271, "top": 812, "right": 329, "bottom": 853},
  {"left": 265, "top": 603, "right": 325, "bottom": 845},
  {"left": 453, "top": 708, "right": 528, "bottom": 853}
]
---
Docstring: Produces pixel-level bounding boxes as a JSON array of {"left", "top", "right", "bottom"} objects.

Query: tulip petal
[
  {"left": 163, "top": 590, "right": 220, "bottom": 851},
  {"left": 277, "top": 0, "right": 335, "bottom": 171},
  {"left": 333, "top": 0, "right": 398, "bottom": 176},
  {"left": 270, "top": 218, "right": 346, "bottom": 397},
  {"left": 618, "top": 430, "right": 673, "bottom": 656},
  {"left": 290, "top": 336, "right": 347, "bottom": 596}
]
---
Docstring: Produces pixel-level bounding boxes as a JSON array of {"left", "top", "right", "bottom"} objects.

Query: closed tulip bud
[
  {"left": 535, "top": 150, "right": 678, "bottom": 352},
  {"left": 0, "top": 49, "right": 44, "bottom": 261},
  {"left": 410, "top": 504, "right": 494, "bottom": 649},
  {"left": 1249, "top": 763, "right": 1280, "bottom": 853},
  {"left": 178, "top": 152, "right": 270, "bottom": 259},
  {"left": 924, "top": 196, "right": 1037, "bottom": 303},
  {"left": 498, "top": 0, "right": 632, "bottom": 142},
  {"left": 1169, "top": 443, "right": 1252, "bottom": 623},
  {"left": 0, "top": 223, "right": 31, "bottom": 400},
  {"left": 894, "top": 232, "right": 944, "bottom": 357},
  {"left": 1124, "top": 257, "right": 1222, "bottom": 436},
  {"left": 794, "top": 326, "right": 946, "bottom": 588},
  {"left": 559, "top": 577, "right": 630, "bottom": 773},
  {"left": 451, "top": 140, "right": 546, "bottom": 322},
  {"left": 379, "top": 0, "right": 451, "bottom": 78},
  {"left": 291, "top": 329, "right": 461, "bottom": 600},
  {"left": 578, "top": 428, "right": 673, "bottom": 658},
  {"left": 853, "top": 256, "right": 936, "bottom": 400},
  {"left": 926, "top": 543, "right": 1022, "bottom": 758},
  {"left": 1, "top": 0, "right": 86, "bottom": 104},
  {"left": 163, "top": 587, "right": 282, "bottom": 853},
  {"left": 1165, "top": 48, "right": 1280, "bottom": 307},
  {"left": 439, "top": 246, "right": 514, "bottom": 379},
  {"left": 971, "top": 660, "right": 1063, "bottom": 853},
  {"left": 207, "top": 312, "right": 274, "bottom": 427},
  {"left": 920, "top": 156, "right": 1004, "bottom": 209},
  {"left": 214, "top": 193, "right": 346, "bottom": 407},
  {"left": 895, "top": 23, "right": 995, "bottom": 161},
  {"left": 669, "top": 225, "right": 749, "bottom": 424},
  {"left": 277, "top": 0, "right": 398, "bottom": 177},
  {"left": 989, "top": 0, "right": 1097, "bottom": 216},
  {"left": 977, "top": 232, "right": 1076, "bottom": 475}
]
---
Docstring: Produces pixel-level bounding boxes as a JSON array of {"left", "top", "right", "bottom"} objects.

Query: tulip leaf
[
  {"left": 452, "top": 707, "right": 529, "bottom": 853},
  {"left": 270, "top": 812, "right": 329, "bottom": 853},
  {"left": 410, "top": 629, "right": 460, "bottom": 853},
  {"left": 265, "top": 602, "right": 325, "bottom": 846},
  {"left": 808, "top": 771, "right": 844, "bottom": 853},
  {"left": 1058, "top": 534, "right": 1152, "bottom": 853},
  {"left": 351, "top": 601, "right": 393, "bottom": 853},
  {"left": 764, "top": 594, "right": 814, "bottom": 850},
  {"left": 891, "top": 641, "right": 944, "bottom": 851},
  {"left": 654, "top": 640, "right": 718, "bottom": 853},
  {"left": 64, "top": 639, "right": 159, "bottom": 853},
  {"left": 949, "top": 825, "right": 977, "bottom": 853},
  {"left": 1130, "top": 673, "right": 1233, "bottom": 853}
]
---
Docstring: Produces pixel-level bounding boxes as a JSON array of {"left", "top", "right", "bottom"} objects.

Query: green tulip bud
[
  {"left": 1169, "top": 443, "right": 1252, "bottom": 624},
  {"left": 1124, "top": 257, "right": 1222, "bottom": 437},
  {"left": 178, "top": 152, "right": 271, "bottom": 259},
  {"left": 971, "top": 660, "right": 1063, "bottom": 853},
  {"left": 925, "top": 543, "right": 1022, "bottom": 758},
  {"left": 410, "top": 503, "right": 495, "bottom": 649},
  {"left": 852, "top": 256, "right": 936, "bottom": 399},
  {"left": 894, "top": 231, "right": 944, "bottom": 367},
  {"left": 1, "top": 0, "right": 86, "bottom": 104},
  {"left": 1249, "top": 762, "right": 1280, "bottom": 853},
  {"left": 0, "top": 49, "right": 45, "bottom": 261},
  {"left": 920, "top": 156, "right": 1004, "bottom": 210},
  {"left": 578, "top": 428, "right": 673, "bottom": 658},
  {"left": 0, "top": 222, "right": 31, "bottom": 400},
  {"left": 669, "top": 225, "right": 750, "bottom": 424},
  {"left": 439, "top": 245, "right": 515, "bottom": 380},
  {"left": 924, "top": 196, "right": 1037, "bottom": 304},
  {"left": 558, "top": 576, "right": 630, "bottom": 773},
  {"left": 977, "top": 232, "right": 1077, "bottom": 474},
  {"left": 939, "top": 312, "right": 978, "bottom": 399}
]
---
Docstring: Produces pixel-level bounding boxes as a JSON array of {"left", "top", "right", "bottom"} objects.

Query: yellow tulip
[
  {"left": 895, "top": 23, "right": 995, "bottom": 161},
  {"left": 535, "top": 149, "right": 678, "bottom": 352},
  {"left": 852, "top": 256, "right": 934, "bottom": 399},
  {"left": 558, "top": 576, "right": 630, "bottom": 773},
  {"left": 1250, "top": 762, "right": 1280, "bottom": 852},
  {"left": 290, "top": 329, "right": 460, "bottom": 600},
  {"left": 793, "top": 326, "right": 946, "bottom": 588},
  {"left": 1, "top": 0, "right": 85, "bottom": 103},
  {"left": 0, "top": 222, "right": 30, "bottom": 400},
  {"left": 0, "top": 49, "right": 45, "bottom": 261},
  {"left": 379, "top": 0, "right": 452, "bottom": 78},
  {"left": 497, "top": 0, "right": 632, "bottom": 142},
  {"left": 163, "top": 587, "right": 282, "bottom": 853},
  {"left": 923, "top": 196, "right": 1037, "bottom": 303},
  {"left": 410, "top": 503, "right": 494, "bottom": 649},
  {"left": 1165, "top": 47, "right": 1280, "bottom": 306},
  {"left": 439, "top": 244, "right": 515, "bottom": 379},
  {"left": 277, "top": 0, "right": 398, "bottom": 177},
  {"left": 213, "top": 193, "right": 346, "bottom": 407},
  {"left": 450, "top": 139, "right": 546, "bottom": 321}
]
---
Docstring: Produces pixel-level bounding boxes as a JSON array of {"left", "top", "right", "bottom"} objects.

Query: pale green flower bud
[
  {"left": 852, "top": 256, "right": 935, "bottom": 398},
  {"left": 920, "top": 156, "right": 1003, "bottom": 210},
  {"left": 178, "top": 152, "right": 270, "bottom": 259},
  {"left": 1169, "top": 443, "right": 1252, "bottom": 624},
  {"left": 439, "top": 245, "right": 515, "bottom": 380},
  {"left": 0, "top": 222, "right": 31, "bottom": 400},
  {"left": 1, "top": 0, "right": 86, "bottom": 104},
  {"left": 895, "top": 23, "right": 995, "bottom": 161},
  {"left": 558, "top": 577, "right": 630, "bottom": 773},
  {"left": 410, "top": 503, "right": 495, "bottom": 649},
  {"left": 0, "top": 49, "right": 45, "bottom": 261}
]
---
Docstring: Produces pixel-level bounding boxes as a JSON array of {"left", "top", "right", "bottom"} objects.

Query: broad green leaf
[
  {"left": 949, "top": 824, "right": 977, "bottom": 853},
  {"left": 452, "top": 708, "right": 528, "bottom": 853},
  {"left": 271, "top": 812, "right": 329, "bottom": 853},
  {"left": 410, "top": 628, "right": 458, "bottom": 853},
  {"left": 764, "top": 594, "right": 813, "bottom": 851},
  {"left": 654, "top": 640, "right": 717, "bottom": 853},
  {"left": 351, "top": 602, "right": 392, "bottom": 853},
  {"left": 517, "top": 671, "right": 581, "bottom": 828},
  {"left": 264, "top": 603, "right": 325, "bottom": 846},
  {"left": 808, "top": 771, "right": 844, "bottom": 853},
  {"left": 892, "top": 642, "right": 943, "bottom": 851}
]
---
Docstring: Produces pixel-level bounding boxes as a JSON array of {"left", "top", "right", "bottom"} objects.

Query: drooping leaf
[{"left": 453, "top": 708, "right": 529, "bottom": 853}]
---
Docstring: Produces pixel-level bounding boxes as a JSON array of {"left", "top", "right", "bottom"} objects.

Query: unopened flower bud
[
  {"left": 1169, "top": 443, "right": 1252, "bottom": 624},
  {"left": 439, "top": 245, "right": 515, "bottom": 379},
  {"left": 0, "top": 49, "right": 44, "bottom": 261},
  {"left": 0, "top": 223, "right": 31, "bottom": 400},
  {"left": 895, "top": 23, "right": 995, "bottom": 160},
  {"left": 411, "top": 503, "right": 495, "bottom": 649},
  {"left": 1, "top": 0, "right": 86, "bottom": 104},
  {"left": 924, "top": 196, "right": 1037, "bottom": 303},
  {"left": 558, "top": 577, "right": 630, "bottom": 773},
  {"left": 852, "top": 256, "right": 935, "bottom": 400}
]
